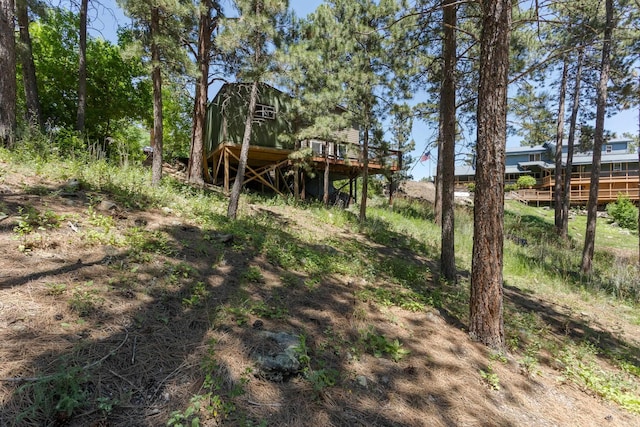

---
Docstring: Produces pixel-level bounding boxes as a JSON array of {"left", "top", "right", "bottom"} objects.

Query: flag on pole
[{"left": 420, "top": 150, "right": 431, "bottom": 163}]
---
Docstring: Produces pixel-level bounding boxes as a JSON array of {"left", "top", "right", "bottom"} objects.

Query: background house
[{"left": 455, "top": 138, "right": 639, "bottom": 205}]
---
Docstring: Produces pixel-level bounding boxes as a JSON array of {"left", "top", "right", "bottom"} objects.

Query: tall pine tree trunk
[
  {"left": 581, "top": 0, "right": 613, "bottom": 274},
  {"left": 359, "top": 122, "right": 370, "bottom": 222},
  {"left": 17, "top": 0, "right": 41, "bottom": 128},
  {"left": 0, "top": 0, "right": 16, "bottom": 146},
  {"left": 187, "top": 0, "right": 212, "bottom": 186},
  {"left": 151, "top": 7, "right": 163, "bottom": 186},
  {"left": 434, "top": 124, "right": 443, "bottom": 225},
  {"left": 562, "top": 50, "right": 584, "bottom": 239},
  {"left": 554, "top": 60, "right": 568, "bottom": 235},
  {"left": 76, "top": 0, "right": 88, "bottom": 132},
  {"left": 440, "top": 0, "right": 457, "bottom": 282},
  {"left": 227, "top": 81, "right": 258, "bottom": 219},
  {"left": 469, "top": 0, "right": 511, "bottom": 351},
  {"left": 323, "top": 141, "right": 330, "bottom": 205}
]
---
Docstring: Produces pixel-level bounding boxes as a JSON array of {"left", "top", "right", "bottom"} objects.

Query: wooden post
[{"left": 224, "top": 146, "right": 230, "bottom": 193}]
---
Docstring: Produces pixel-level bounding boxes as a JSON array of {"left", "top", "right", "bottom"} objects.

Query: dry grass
[{"left": 0, "top": 159, "right": 639, "bottom": 426}]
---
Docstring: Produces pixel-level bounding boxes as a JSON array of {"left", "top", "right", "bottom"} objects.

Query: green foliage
[
  {"left": 516, "top": 175, "right": 537, "bottom": 189},
  {"left": 505, "top": 183, "right": 519, "bottom": 192},
  {"left": 241, "top": 266, "right": 264, "bottom": 283},
  {"left": 558, "top": 343, "right": 640, "bottom": 413},
  {"left": 182, "top": 282, "right": 208, "bottom": 308},
  {"left": 14, "top": 205, "right": 62, "bottom": 235},
  {"left": 479, "top": 364, "right": 501, "bottom": 390},
  {"left": 356, "top": 286, "right": 428, "bottom": 312},
  {"left": 17, "top": 365, "right": 88, "bottom": 423},
  {"left": 68, "top": 281, "right": 104, "bottom": 316},
  {"left": 30, "top": 8, "right": 151, "bottom": 140},
  {"left": 606, "top": 195, "right": 638, "bottom": 230},
  {"left": 360, "top": 328, "right": 410, "bottom": 362}
]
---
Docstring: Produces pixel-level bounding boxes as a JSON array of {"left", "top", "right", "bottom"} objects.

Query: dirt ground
[{"left": 1, "top": 166, "right": 639, "bottom": 426}]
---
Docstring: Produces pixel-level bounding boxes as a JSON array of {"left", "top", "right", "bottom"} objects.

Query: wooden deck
[
  {"left": 207, "top": 142, "right": 401, "bottom": 195},
  {"left": 518, "top": 170, "right": 640, "bottom": 205}
]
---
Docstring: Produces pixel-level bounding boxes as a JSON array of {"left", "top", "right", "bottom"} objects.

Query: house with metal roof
[{"left": 455, "top": 138, "right": 639, "bottom": 205}]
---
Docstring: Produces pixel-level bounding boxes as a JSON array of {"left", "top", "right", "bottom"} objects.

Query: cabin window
[
  {"left": 529, "top": 153, "right": 541, "bottom": 162},
  {"left": 254, "top": 104, "right": 276, "bottom": 121},
  {"left": 606, "top": 145, "right": 613, "bottom": 153},
  {"left": 311, "top": 141, "right": 325, "bottom": 155},
  {"left": 613, "top": 162, "right": 622, "bottom": 172}
]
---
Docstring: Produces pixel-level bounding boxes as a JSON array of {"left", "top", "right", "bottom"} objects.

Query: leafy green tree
[{"left": 30, "top": 10, "right": 151, "bottom": 140}]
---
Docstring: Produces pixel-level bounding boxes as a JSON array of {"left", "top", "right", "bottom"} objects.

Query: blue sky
[{"left": 90, "top": 0, "right": 638, "bottom": 181}]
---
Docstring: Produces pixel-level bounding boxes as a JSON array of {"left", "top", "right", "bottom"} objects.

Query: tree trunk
[
  {"left": 562, "top": 49, "right": 584, "bottom": 239},
  {"left": 554, "top": 59, "right": 568, "bottom": 235},
  {"left": 323, "top": 141, "right": 330, "bottom": 205},
  {"left": 359, "top": 123, "right": 369, "bottom": 222},
  {"left": 150, "top": 7, "right": 163, "bottom": 186},
  {"left": 16, "top": 0, "right": 41, "bottom": 128},
  {"left": 187, "top": 0, "right": 212, "bottom": 186},
  {"left": 0, "top": 0, "right": 16, "bottom": 146},
  {"left": 440, "top": 0, "right": 457, "bottom": 282},
  {"left": 469, "top": 0, "right": 511, "bottom": 351},
  {"left": 434, "top": 129, "right": 443, "bottom": 225},
  {"left": 581, "top": 0, "right": 613, "bottom": 274},
  {"left": 227, "top": 81, "right": 258, "bottom": 219},
  {"left": 76, "top": 0, "right": 88, "bottom": 132}
]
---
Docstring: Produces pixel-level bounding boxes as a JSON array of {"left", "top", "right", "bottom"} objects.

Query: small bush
[
  {"left": 516, "top": 175, "right": 537, "bottom": 189},
  {"left": 466, "top": 183, "right": 475, "bottom": 193},
  {"left": 606, "top": 195, "right": 638, "bottom": 230},
  {"left": 504, "top": 183, "right": 519, "bottom": 192}
]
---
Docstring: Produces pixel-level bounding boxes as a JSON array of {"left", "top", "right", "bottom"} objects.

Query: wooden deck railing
[
  {"left": 517, "top": 188, "right": 640, "bottom": 203},
  {"left": 540, "top": 170, "right": 640, "bottom": 188}
]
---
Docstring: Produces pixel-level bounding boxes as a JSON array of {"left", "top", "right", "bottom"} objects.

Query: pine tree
[
  {"left": 219, "top": 0, "right": 289, "bottom": 219},
  {"left": 118, "top": 0, "right": 191, "bottom": 186},
  {"left": 469, "top": 0, "right": 511, "bottom": 350},
  {"left": 187, "top": 0, "right": 222, "bottom": 185},
  {"left": 440, "top": 0, "right": 457, "bottom": 282},
  {"left": 16, "top": 0, "right": 41, "bottom": 128},
  {"left": 0, "top": 0, "right": 16, "bottom": 146},
  {"left": 582, "top": 0, "right": 613, "bottom": 274}
]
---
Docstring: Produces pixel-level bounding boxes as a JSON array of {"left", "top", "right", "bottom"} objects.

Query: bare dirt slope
[{"left": 0, "top": 164, "right": 639, "bottom": 426}]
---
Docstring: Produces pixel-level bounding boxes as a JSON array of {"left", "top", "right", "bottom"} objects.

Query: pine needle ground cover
[{"left": 1, "top": 152, "right": 639, "bottom": 426}]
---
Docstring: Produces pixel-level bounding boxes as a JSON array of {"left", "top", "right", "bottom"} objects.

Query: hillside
[{"left": 1, "top": 156, "right": 639, "bottom": 427}]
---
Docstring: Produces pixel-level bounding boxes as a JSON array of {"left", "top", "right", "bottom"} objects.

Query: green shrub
[
  {"left": 466, "top": 183, "right": 475, "bottom": 193},
  {"left": 516, "top": 175, "right": 537, "bottom": 189},
  {"left": 607, "top": 195, "right": 638, "bottom": 230},
  {"left": 504, "top": 183, "right": 519, "bottom": 192}
]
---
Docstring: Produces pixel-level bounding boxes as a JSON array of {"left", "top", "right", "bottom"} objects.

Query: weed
[
  {"left": 250, "top": 300, "right": 288, "bottom": 319},
  {"left": 241, "top": 266, "right": 264, "bottom": 283},
  {"left": 17, "top": 365, "right": 88, "bottom": 424},
  {"left": 68, "top": 281, "right": 104, "bottom": 316},
  {"left": 356, "top": 286, "right": 427, "bottom": 312},
  {"left": 182, "top": 282, "right": 209, "bottom": 308},
  {"left": 45, "top": 283, "right": 67, "bottom": 296},
  {"left": 557, "top": 343, "right": 640, "bottom": 413},
  {"left": 360, "top": 329, "right": 410, "bottom": 362},
  {"left": 14, "top": 205, "right": 62, "bottom": 235},
  {"left": 479, "top": 364, "right": 500, "bottom": 390}
]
